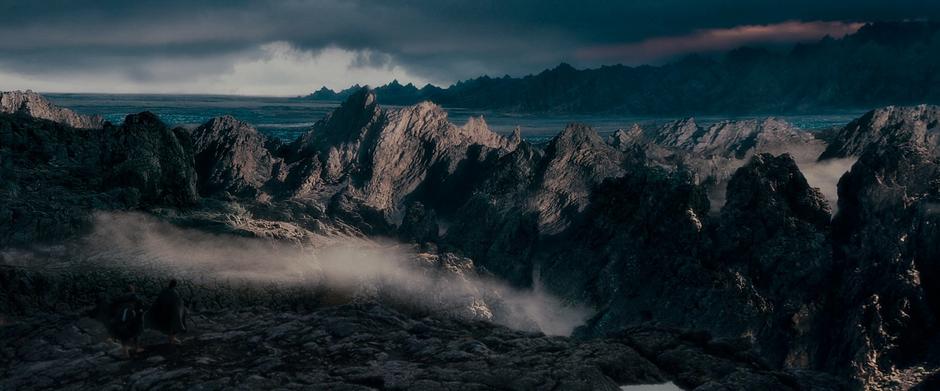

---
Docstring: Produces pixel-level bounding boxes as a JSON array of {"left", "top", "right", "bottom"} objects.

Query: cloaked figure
[
  {"left": 147, "top": 279, "right": 187, "bottom": 344},
  {"left": 102, "top": 285, "right": 145, "bottom": 358}
]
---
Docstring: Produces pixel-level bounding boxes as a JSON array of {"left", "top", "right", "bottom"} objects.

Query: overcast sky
[{"left": 0, "top": 0, "right": 937, "bottom": 95}]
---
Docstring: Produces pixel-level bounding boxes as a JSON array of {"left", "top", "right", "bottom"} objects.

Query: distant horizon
[
  {"left": 6, "top": 3, "right": 932, "bottom": 96},
  {"left": 4, "top": 18, "right": 921, "bottom": 98},
  {"left": 36, "top": 90, "right": 877, "bottom": 118}
]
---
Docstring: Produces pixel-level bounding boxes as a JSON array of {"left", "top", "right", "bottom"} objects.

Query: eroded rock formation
[{"left": 1, "top": 90, "right": 104, "bottom": 129}]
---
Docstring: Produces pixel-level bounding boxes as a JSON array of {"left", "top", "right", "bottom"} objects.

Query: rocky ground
[{"left": 1, "top": 300, "right": 847, "bottom": 391}]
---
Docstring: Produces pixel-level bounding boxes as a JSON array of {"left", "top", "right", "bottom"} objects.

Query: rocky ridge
[
  {"left": 821, "top": 104, "right": 940, "bottom": 159},
  {"left": 1, "top": 90, "right": 104, "bottom": 129}
]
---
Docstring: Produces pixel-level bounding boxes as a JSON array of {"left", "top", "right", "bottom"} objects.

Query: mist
[
  {"left": 81, "top": 212, "right": 591, "bottom": 336},
  {"left": 797, "top": 157, "right": 856, "bottom": 212}
]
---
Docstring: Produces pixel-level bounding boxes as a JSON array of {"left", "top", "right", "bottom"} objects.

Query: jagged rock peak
[
  {"left": 290, "top": 87, "right": 384, "bottom": 158},
  {"left": 654, "top": 117, "right": 699, "bottom": 147},
  {"left": 608, "top": 124, "right": 645, "bottom": 150},
  {"left": 549, "top": 123, "right": 608, "bottom": 150},
  {"left": 192, "top": 115, "right": 268, "bottom": 147},
  {"left": 723, "top": 153, "right": 832, "bottom": 229},
  {"left": 200, "top": 115, "right": 254, "bottom": 132},
  {"left": 461, "top": 115, "right": 489, "bottom": 133},
  {"left": 191, "top": 115, "right": 277, "bottom": 198},
  {"left": 345, "top": 86, "right": 377, "bottom": 111},
  {"left": 0, "top": 90, "right": 104, "bottom": 129},
  {"left": 509, "top": 126, "right": 522, "bottom": 144},
  {"left": 820, "top": 104, "right": 940, "bottom": 159},
  {"left": 535, "top": 123, "right": 626, "bottom": 233},
  {"left": 318, "top": 86, "right": 380, "bottom": 131}
]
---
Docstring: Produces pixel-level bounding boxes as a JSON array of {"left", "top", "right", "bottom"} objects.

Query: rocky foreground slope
[
  {"left": 2, "top": 90, "right": 940, "bottom": 389},
  {"left": 1, "top": 263, "right": 842, "bottom": 391}
]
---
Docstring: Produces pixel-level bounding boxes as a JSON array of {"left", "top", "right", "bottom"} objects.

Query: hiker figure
[
  {"left": 148, "top": 279, "right": 187, "bottom": 345},
  {"left": 109, "top": 285, "right": 145, "bottom": 358}
]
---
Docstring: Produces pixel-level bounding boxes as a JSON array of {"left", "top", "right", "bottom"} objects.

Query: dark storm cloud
[{"left": 1, "top": 0, "right": 938, "bottom": 92}]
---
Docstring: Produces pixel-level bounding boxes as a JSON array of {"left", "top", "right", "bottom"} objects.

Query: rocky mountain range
[
  {"left": 306, "top": 21, "right": 940, "bottom": 115},
  {"left": 2, "top": 89, "right": 940, "bottom": 389}
]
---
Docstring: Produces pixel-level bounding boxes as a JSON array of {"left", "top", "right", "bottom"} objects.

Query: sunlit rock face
[
  {"left": 286, "top": 88, "right": 519, "bottom": 220},
  {"left": 656, "top": 118, "right": 821, "bottom": 160},
  {"left": 648, "top": 117, "right": 828, "bottom": 185},
  {"left": 0, "top": 90, "right": 104, "bottom": 129},
  {"left": 821, "top": 104, "right": 940, "bottom": 159}
]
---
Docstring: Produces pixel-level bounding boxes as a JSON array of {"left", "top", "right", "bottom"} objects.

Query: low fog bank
[
  {"left": 80, "top": 212, "right": 591, "bottom": 336},
  {"left": 797, "top": 157, "right": 856, "bottom": 212}
]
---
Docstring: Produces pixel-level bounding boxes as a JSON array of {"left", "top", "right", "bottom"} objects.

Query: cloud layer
[
  {"left": 577, "top": 21, "right": 865, "bottom": 64},
  {"left": 0, "top": 1, "right": 938, "bottom": 94}
]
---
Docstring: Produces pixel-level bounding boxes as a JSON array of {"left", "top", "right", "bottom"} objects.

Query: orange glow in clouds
[{"left": 577, "top": 20, "right": 865, "bottom": 64}]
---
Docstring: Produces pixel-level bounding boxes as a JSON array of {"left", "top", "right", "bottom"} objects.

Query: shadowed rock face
[
  {"left": 191, "top": 115, "right": 280, "bottom": 198},
  {"left": 824, "top": 137, "right": 940, "bottom": 385},
  {"left": 103, "top": 112, "right": 198, "bottom": 206},
  {"left": 0, "top": 110, "right": 197, "bottom": 246},
  {"left": 398, "top": 201, "right": 439, "bottom": 243},
  {"left": 714, "top": 153, "right": 833, "bottom": 369},
  {"left": 0, "top": 90, "right": 104, "bottom": 129}
]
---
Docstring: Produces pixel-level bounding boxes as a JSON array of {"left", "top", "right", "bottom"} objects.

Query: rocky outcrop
[
  {"left": 824, "top": 134, "right": 940, "bottom": 386},
  {"left": 102, "top": 112, "right": 198, "bottom": 206},
  {"left": 539, "top": 164, "right": 715, "bottom": 333},
  {"left": 191, "top": 115, "right": 280, "bottom": 198},
  {"left": 820, "top": 105, "right": 940, "bottom": 159},
  {"left": 714, "top": 154, "right": 833, "bottom": 368},
  {"left": 0, "top": 90, "right": 104, "bottom": 129},
  {"left": 443, "top": 141, "right": 544, "bottom": 286},
  {"left": 398, "top": 202, "right": 439, "bottom": 243},
  {"left": 0, "top": 110, "right": 197, "bottom": 246},
  {"left": 531, "top": 124, "right": 627, "bottom": 234},
  {"left": 0, "top": 301, "right": 847, "bottom": 391},
  {"left": 267, "top": 88, "right": 520, "bottom": 224},
  {"left": 443, "top": 124, "right": 629, "bottom": 286}
]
